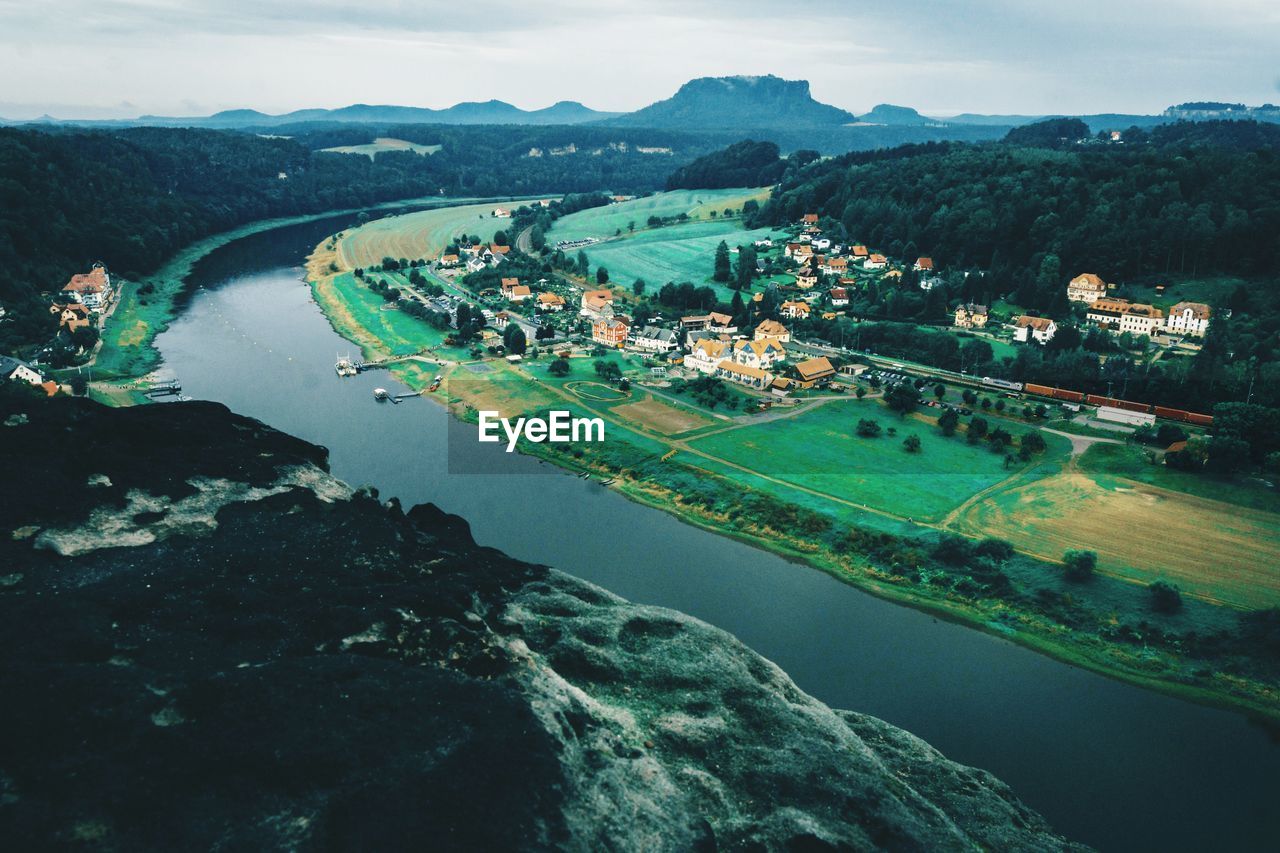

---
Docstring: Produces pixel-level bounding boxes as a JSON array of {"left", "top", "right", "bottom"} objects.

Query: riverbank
[{"left": 301, "top": 232, "right": 1279, "bottom": 725}]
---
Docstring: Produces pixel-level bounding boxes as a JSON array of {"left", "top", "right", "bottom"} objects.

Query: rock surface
[{"left": 0, "top": 398, "right": 1082, "bottom": 850}]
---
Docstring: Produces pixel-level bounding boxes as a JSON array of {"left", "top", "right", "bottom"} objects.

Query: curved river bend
[{"left": 153, "top": 216, "right": 1279, "bottom": 851}]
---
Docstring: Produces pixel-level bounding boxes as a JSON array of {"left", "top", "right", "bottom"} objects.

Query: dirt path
[{"left": 1040, "top": 427, "right": 1126, "bottom": 456}]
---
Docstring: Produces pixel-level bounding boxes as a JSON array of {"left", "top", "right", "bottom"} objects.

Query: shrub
[
  {"left": 1150, "top": 580, "right": 1184, "bottom": 613},
  {"left": 1062, "top": 549, "right": 1096, "bottom": 582}
]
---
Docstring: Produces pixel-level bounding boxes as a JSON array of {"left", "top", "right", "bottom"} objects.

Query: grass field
[
  {"left": 951, "top": 466, "right": 1280, "bottom": 609},
  {"left": 685, "top": 400, "right": 1065, "bottom": 522},
  {"left": 321, "top": 138, "right": 442, "bottom": 158},
  {"left": 1078, "top": 443, "right": 1280, "bottom": 513},
  {"left": 312, "top": 271, "right": 442, "bottom": 357},
  {"left": 547, "top": 188, "right": 772, "bottom": 243},
  {"left": 338, "top": 202, "right": 514, "bottom": 269},
  {"left": 579, "top": 221, "right": 780, "bottom": 293}
]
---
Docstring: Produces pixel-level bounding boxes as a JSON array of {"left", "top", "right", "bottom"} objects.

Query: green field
[
  {"left": 321, "top": 137, "right": 442, "bottom": 158},
  {"left": 686, "top": 400, "right": 1067, "bottom": 522},
  {"left": 314, "top": 272, "right": 448, "bottom": 357},
  {"left": 339, "top": 202, "right": 518, "bottom": 268},
  {"left": 547, "top": 188, "right": 771, "bottom": 243},
  {"left": 576, "top": 221, "right": 780, "bottom": 294},
  {"left": 1078, "top": 442, "right": 1280, "bottom": 513}
]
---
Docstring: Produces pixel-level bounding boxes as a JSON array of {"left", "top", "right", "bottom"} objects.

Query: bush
[
  {"left": 1149, "top": 580, "right": 1184, "bottom": 612},
  {"left": 855, "top": 418, "right": 881, "bottom": 438},
  {"left": 903, "top": 434, "right": 922, "bottom": 453},
  {"left": 1062, "top": 549, "right": 1096, "bottom": 582}
]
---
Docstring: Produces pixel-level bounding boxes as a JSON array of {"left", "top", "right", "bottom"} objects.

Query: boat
[
  {"left": 335, "top": 354, "right": 359, "bottom": 377},
  {"left": 428, "top": 374, "right": 442, "bottom": 392},
  {"left": 373, "top": 388, "right": 389, "bottom": 401}
]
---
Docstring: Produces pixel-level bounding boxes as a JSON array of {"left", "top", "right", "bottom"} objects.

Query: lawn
[
  {"left": 338, "top": 202, "right": 515, "bottom": 269},
  {"left": 580, "top": 221, "right": 781, "bottom": 295},
  {"left": 547, "top": 188, "right": 771, "bottom": 243},
  {"left": 320, "top": 138, "right": 442, "bottom": 158},
  {"left": 685, "top": 399, "right": 1062, "bottom": 522},
  {"left": 312, "top": 272, "right": 446, "bottom": 357}
]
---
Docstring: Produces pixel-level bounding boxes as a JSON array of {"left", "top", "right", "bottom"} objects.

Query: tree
[
  {"left": 68, "top": 373, "right": 89, "bottom": 395},
  {"left": 596, "top": 266, "right": 610, "bottom": 284},
  {"left": 1149, "top": 580, "right": 1183, "bottom": 612},
  {"left": 938, "top": 408, "right": 959, "bottom": 436},
  {"left": 502, "top": 324, "right": 527, "bottom": 355},
  {"left": 632, "top": 279, "right": 646, "bottom": 296},
  {"left": 886, "top": 383, "right": 921, "bottom": 415},
  {"left": 576, "top": 250, "right": 589, "bottom": 277},
  {"left": 493, "top": 229, "right": 509, "bottom": 247},
  {"left": 1021, "top": 432, "right": 1047, "bottom": 454},
  {"left": 903, "top": 434, "right": 922, "bottom": 453},
  {"left": 933, "top": 383, "right": 946, "bottom": 400},
  {"left": 713, "top": 240, "right": 731, "bottom": 283},
  {"left": 735, "top": 245, "right": 757, "bottom": 291},
  {"left": 548, "top": 358, "right": 571, "bottom": 377},
  {"left": 854, "top": 385, "right": 867, "bottom": 400},
  {"left": 593, "top": 359, "right": 622, "bottom": 381},
  {"left": 856, "top": 418, "right": 882, "bottom": 437},
  {"left": 1062, "top": 550, "right": 1096, "bottom": 581}
]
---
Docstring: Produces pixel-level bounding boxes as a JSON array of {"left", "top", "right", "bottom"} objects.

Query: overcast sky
[{"left": 1, "top": 0, "right": 1277, "bottom": 120}]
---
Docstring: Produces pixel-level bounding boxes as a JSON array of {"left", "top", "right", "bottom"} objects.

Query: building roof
[
  {"left": 869, "top": 253, "right": 887, "bottom": 263},
  {"left": 958, "top": 303, "right": 988, "bottom": 315},
  {"left": 851, "top": 245, "right": 869, "bottom": 256},
  {"left": 1170, "top": 301, "right": 1211, "bottom": 319},
  {"left": 735, "top": 339, "right": 783, "bottom": 357},
  {"left": 537, "top": 292, "right": 565, "bottom": 305},
  {"left": 501, "top": 277, "right": 520, "bottom": 287},
  {"left": 915, "top": 256, "right": 934, "bottom": 270},
  {"left": 795, "top": 356, "right": 836, "bottom": 381},
  {"left": 1015, "top": 315, "right": 1055, "bottom": 331},
  {"left": 755, "top": 319, "right": 788, "bottom": 336},
  {"left": 708, "top": 311, "right": 734, "bottom": 326},
  {"left": 508, "top": 285, "right": 531, "bottom": 297},
  {"left": 638, "top": 326, "right": 678, "bottom": 343},
  {"left": 62, "top": 267, "right": 109, "bottom": 294},
  {"left": 802, "top": 213, "right": 819, "bottom": 223},
  {"left": 717, "top": 360, "right": 771, "bottom": 380},
  {"left": 1070, "top": 273, "right": 1107, "bottom": 289},
  {"left": 781, "top": 300, "right": 810, "bottom": 314},
  {"left": 830, "top": 287, "right": 848, "bottom": 299},
  {"left": 693, "top": 339, "right": 729, "bottom": 358}
]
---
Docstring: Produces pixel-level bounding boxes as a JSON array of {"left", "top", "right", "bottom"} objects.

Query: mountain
[
  {"left": 131, "top": 100, "right": 622, "bottom": 128},
  {"left": 856, "top": 103, "right": 937, "bottom": 126},
  {"left": 0, "top": 395, "right": 1081, "bottom": 850},
  {"left": 604, "top": 74, "right": 856, "bottom": 129}
]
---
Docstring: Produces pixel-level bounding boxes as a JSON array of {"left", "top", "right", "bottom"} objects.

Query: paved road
[{"left": 515, "top": 226, "right": 533, "bottom": 254}]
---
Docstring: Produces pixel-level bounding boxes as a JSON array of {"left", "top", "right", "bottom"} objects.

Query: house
[
  {"left": 770, "top": 376, "right": 795, "bottom": 397},
  {"left": 1086, "top": 298, "right": 1164, "bottom": 336},
  {"left": 633, "top": 325, "right": 679, "bottom": 354},
  {"left": 794, "top": 270, "right": 818, "bottom": 289},
  {"left": 491, "top": 207, "right": 512, "bottom": 218},
  {"left": 51, "top": 302, "right": 91, "bottom": 332},
  {"left": 490, "top": 244, "right": 511, "bottom": 256},
  {"left": 1165, "top": 302, "right": 1211, "bottom": 337},
  {"left": 812, "top": 237, "right": 832, "bottom": 251},
  {"left": 580, "top": 289, "right": 614, "bottom": 320},
  {"left": 592, "top": 316, "right": 629, "bottom": 348},
  {"left": 1067, "top": 273, "right": 1108, "bottom": 303},
  {"left": 1013, "top": 315, "right": 1057, "bottom": 344},
  {"left": 706, "top": 312, "right": 737, "bottom": 334},
  {"left": 439, "top": 253, "right": 460, "bottom": 267},
  {"left": 732, "top": 338, "right": 785, "bottom": 370},
  {"left": 0, "top": 355, "right": 44, "bottom": 386},
  {"left": 780, "top": 300, "right": 811, "bottom": 320},
  {"left": 919, "top": 276, "right": 942, "bottom": 291},
  {"left": 954, "top": 303, "right": 988, "bottom": 329},
  {"left": 820, "top": 256, "right": 848, "bottom": 276},
  {"left": 493, "top": 311, "right": 510, "bottom": 329},
  {"left": 784, "top": 242, "right": 813, "bottom": 260},
  {"left": 794, "top": 356, "right": 836, "bottom": 387},
  {"left": 864, "top": 254, "right": 888, "bottom": 271},
  {"left": 753, "top": 238, "right": 774, "bottom": 248},
  {"left": 501, "top": 278, "right": 531, "bottom": 301},
  {"left": 850, "top": 245, "right": 869, "bottom": 259},
  {"left": 536, "top": 292, "right": 566, "bottom": 312},
  {"left": 465, "top": 256, "right": 488, "bottom": 273},
  {"left": 801, "top": 213, "right": 819, "bottom": 225},
  {"left": 914, "top": 257, "right": 935, "bottom": 273},
  {"left": 59, "top": 265, "right": 112, "bottom": 310},
  {"left": 754, "top": 319, "right": 791, "bottom": 343},
  {"left": 715, "top": 360, "right": 774, "bottom": 390},
  {"left": 829, "top": 287, "right": 849, "bottom": 307},
  {"left": 684, "top": 338, "right": 730, "bottom": 374}
]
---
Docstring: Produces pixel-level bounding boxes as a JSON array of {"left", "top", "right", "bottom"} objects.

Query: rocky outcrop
[{"left": 0, "top": 398, "right": 1081, "bottom": 850}]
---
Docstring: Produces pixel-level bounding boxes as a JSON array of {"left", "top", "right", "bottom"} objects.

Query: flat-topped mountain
[{"left": 604, "top": 74, "right": 857, "bottom": 129}]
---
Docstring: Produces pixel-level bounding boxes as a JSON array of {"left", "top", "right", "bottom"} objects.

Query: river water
[{"left": 153, "top": 215, "right": 1279, "bottom": 851}]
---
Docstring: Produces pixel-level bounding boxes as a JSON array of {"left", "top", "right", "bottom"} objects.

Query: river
[{"left": 153, "top": 215, "right": 1279, "bottom": 851}]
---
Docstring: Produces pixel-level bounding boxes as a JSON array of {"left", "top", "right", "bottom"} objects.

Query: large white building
[
  {"left": 684, "top": 338, "right": 729, "bottom": 374},
  {"left": 1067, "top": 273, "right": 1108, "bottom": 303},
  {"left": 1164, "top": 302, "right": 1211, "bottom": 337}
]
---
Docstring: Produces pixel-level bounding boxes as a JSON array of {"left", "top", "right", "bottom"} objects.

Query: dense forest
[
  {"left": 664, "top": 140, "right": 789, "bottom": 189},
  {"left": 0, "top": 124, "right": 723, "bottom": 350},
  {"left": 753, "top": 120, "right": 1280, "bottom": 297}
]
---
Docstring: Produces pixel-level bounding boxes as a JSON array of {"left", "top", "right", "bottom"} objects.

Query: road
[{"left": 515, "top": 226, "right": 533, "bottom": 254}]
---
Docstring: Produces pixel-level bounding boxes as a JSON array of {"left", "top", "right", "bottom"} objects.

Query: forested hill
[
  {"left": 665, "top": 140, "right": 791, "bottom": 189},
  {"left": 0, "top": 125, "right": 721, "bottom": 350},
  {"left": 752, "top": 120, "right": 1280, "bottom": 289}
]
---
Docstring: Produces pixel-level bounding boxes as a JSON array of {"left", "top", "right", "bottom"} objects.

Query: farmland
[
  {"left": 337, "top": 201, "right": 519, "bottom": 269},
  {"left": 581, "top": 221, "right": 780, "bottom": 294},
  {"left": 320, "top": 137, "right": 442, "bottom": 158},
  {"left": 547, "top": 187, "right": 771, "bottom": 243},
  {"left": 950, "top": 465, "right": 1280, "bottom": 609}
]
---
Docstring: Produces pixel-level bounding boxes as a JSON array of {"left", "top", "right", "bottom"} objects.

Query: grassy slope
[
  {"left": 338, "top": 202, "right": 513, "bottom": 269},
  {"left": 320, "top": 138, "right": 442, "bottom": 158},
  {"left": 547, "top": 188, "right": 770, "bottom": 243},
  {"left": 584, "top": 222, "right": 780, "bottom": 294},
  {"left": 1078, "top": 443, "right": 1280, "bottom": 513}
]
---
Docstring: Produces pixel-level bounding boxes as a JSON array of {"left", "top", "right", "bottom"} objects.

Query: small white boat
[{"left": 373, "top": 388, "right": 389, "bottom": 401}]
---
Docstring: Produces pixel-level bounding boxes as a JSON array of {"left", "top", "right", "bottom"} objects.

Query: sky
[{"left": 1, "top": 0, "right": 1278, "bottom": 120}]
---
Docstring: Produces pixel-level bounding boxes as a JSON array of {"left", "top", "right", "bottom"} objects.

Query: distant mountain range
[{"left": 4, "top": 75, "right": 1277, "bottom": 139}]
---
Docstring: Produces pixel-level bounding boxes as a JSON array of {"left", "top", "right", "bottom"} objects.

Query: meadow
[
  {"left": 579, "top": 221, "right": 780, "bottom": 293},
  {"left": 685, "top": 399, "right": 1067, "bottom": 522},
  {"left": 547, "top": 187, "right": 771, "bottom": 243},
  {"left": 320, "top": 138, "right": 442, "bottom": 158},
  {"left": 338, "top": 202, "right": 517, "bottom": 269}
]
